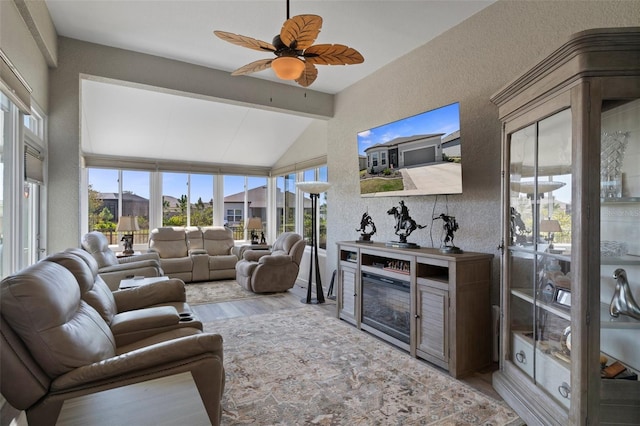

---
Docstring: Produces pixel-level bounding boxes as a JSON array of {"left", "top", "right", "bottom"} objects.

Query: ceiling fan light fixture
[{"left": 271, "top": 56, "right": 305, "bottom": 80}]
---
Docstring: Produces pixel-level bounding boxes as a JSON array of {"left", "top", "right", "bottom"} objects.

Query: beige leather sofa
[
  {"left": 49, "top": 248, "right": 203, "bottom": 345},
  {"left": 149, "top": 226, "right": 238, "bottom": 283},
  {"left": 236, "top": 232, "right": 306, "bottom": 293},
  {"left": 1, "top": 255, "right": 224, "bottom": 426},
  {"left": 81, "top": 231, "right": 164, "bottom": 291}
]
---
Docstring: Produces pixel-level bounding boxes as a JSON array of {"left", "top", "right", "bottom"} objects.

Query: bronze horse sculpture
[{"left": 387, "top": 204, "right": 426, "bottom": 244}]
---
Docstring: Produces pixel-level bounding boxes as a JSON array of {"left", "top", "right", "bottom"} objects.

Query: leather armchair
[
  {"left": 236, "top": 232, "right": 306, "bottom": 293},
  {"left": 81, "top": 231, "right": 163, "bottom": 291},
  {"left": 48, "top": 248, "right": 203, "bottom": 346},
  {"left": 1, "top": 260, "right": 224, "bottom": 426}
]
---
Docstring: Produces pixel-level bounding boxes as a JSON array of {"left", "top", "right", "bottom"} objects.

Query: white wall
[
  {"left": 0, "top": 0, "right": 54, "bottom": 112},
  {"left": 325, "top": 0, "right": 640, "bottom": 303}
]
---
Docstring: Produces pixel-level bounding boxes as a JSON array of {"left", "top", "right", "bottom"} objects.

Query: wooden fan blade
[
  {"left": 295, "top": 62, "right": 318, "bottom": 88},
  {"left": 213, "top": 30, "right": 275, "bottom": 52},
  {"left": 304, "top": 44, "right": 364, "bottom": 65},
  {"left": 280, "top": 15, "right": 322, "bottom": 50},
  {"left": 230, "top": 58, "right": 273, "bottom": 76}
]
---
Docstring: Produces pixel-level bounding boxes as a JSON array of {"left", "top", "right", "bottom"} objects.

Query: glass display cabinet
[{"left": 491, "top": 28, "right": 640, "bottom": 425}]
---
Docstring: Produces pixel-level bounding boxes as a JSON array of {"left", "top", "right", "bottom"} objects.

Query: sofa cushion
[
  {"left": 46, "top": 251, "right": 118, "bottom": 324},
  {"left": 208, "top": 254, "right": 238, "bottom": 271},
  {"left": 1, "top": 262, "right": 116, "bottom": 377},
  {"left": 149, "top": 227, "right": 189, "bottom": 258},
  {"left": 201, "top": 226, "right": 234, "bottom": 256},
  {"left": 160, "top": 257, "right": 193, "bottom": 274},
  {"left": 81, "top": 231, "right": 119, "bottom": 268}
]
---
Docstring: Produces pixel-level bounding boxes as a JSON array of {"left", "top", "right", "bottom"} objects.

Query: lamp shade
[
  {"left": 540, "top": 219, "right": 562, "bottom": 233},
  {"left": 271, "top": 56, "right": 305, "bottom": 80},
  {"left": 116, "top": 216, "right": 139, "bottom": 232},
  {"left": 246, "top": 217, "right": 263, "bottom": 230},
  {"left": 296, "top": 181, "right": 331, "bottom": 194}
]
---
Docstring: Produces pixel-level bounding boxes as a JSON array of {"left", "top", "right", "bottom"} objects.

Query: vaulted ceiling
[{"left": 45, "top": 0, "right": 494, "bottom": 170}]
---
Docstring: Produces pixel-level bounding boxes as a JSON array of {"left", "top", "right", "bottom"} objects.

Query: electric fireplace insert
[{"left": 361, "top": 272, "right": 410, "bottom": 345}]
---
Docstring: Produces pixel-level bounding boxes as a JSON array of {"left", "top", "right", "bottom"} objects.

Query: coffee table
[{"left": 119, "top": 276, "right": 170, "bottom": 290}]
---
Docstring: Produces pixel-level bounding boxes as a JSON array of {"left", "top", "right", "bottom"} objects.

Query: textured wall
[{"left": 326, "top": 0, "right": 640, "bottom": 303}]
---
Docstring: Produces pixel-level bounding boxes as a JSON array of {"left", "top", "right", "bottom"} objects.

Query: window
[
  {"left": 1, "top": 94, "right": 47, "bottom": 277},
  {"left": 189, "top": 174, "right": 214, "bottom": 227},
  {"left": 274, "top": 165, "right": 328, "bottom": 249},
  {"left": 381, "top": 152, "right": 387, "bottom": 166},
  {"left": 226, "top": 209, "right": 242, "bottom": 224},
  {"left": 276, "top": 173, "right": 296, "bottom": 237},
  {"left": 223, "top": 175, "right": 268, "bottom": 240},
  {"left": 372, "top": 152, "right": 378, "bottom": 167},
  {"left": 88, "top": 168, "right": 150, "bottom": 245},
  {"left": 160, "top": 172, "right": 213, "bottom": 227}
]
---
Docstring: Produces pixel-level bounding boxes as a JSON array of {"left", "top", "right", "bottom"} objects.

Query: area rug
[
  {"left": 185, "top": 280, "right": 260, "bottom": 304},
  {"left": 204, "top": 307, "right": 522, "bottom": 425}
]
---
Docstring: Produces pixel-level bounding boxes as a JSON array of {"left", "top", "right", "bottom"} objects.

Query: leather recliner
[
  {"left": 81, "top": 231, "right": 164, "bottom": 291},
  {"left": 1, "top": 260, "right": 224, "bottom": 426},
  {"left": 235, "top": 232, "right": 306, "bottom": 293},
  {"left": 47, "top": 249, "right": 203, "bottom": 346}
]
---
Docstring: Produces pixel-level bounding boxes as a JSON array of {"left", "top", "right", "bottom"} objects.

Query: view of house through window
[
  {"left": 88, "top": 169, "right": 151, "bottom": 245},
  {"left": 223, "top": 175, "right": 268, "bottom": 240},
  {"left": 87, "top": 169, "right": 273, "bottom": 244}
]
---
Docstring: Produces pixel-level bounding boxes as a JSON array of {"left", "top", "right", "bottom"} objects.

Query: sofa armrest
[
  {"left": 189, "top": 249, "right": 207, "bottom": 256},
  {"left": 117, "top": 252, "right": 160, "bottom": 265},
  {"left": 258, "top": 254, "right": 293, "bottom": 266},
  {"left": 51, "top": 333, "right": 224, "bottom": 391},
  {"left": 242, "top": 250, "right": 271, "bottom": 262},
  {"left": 110, "top": 306, "right": 180, "bottom": 335},
  {"left": 113, "top": 279, "right": 187, "bottom": 312},
  {"left": 99, "top": 259, "right": 160, "bottom": 274}
]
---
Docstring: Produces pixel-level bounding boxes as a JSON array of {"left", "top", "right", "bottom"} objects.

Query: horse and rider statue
[
  {"left": 387, "top": 200, "right": 426, "bottom": 244},
  {"left": 356, "top": 211, "right": 377, "bottom": 242}
]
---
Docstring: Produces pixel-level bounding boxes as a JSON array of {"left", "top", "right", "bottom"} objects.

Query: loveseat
[
  {"left": 148, "top": 226, "right": 238, "bottom": 283},
  {"left": 0, "top": 252, "right": 224, "bottom": 425}
]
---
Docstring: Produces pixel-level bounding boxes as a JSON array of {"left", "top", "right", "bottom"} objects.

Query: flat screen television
[{"left": 357, "top": 102, "right": 462, "bottom": 197}]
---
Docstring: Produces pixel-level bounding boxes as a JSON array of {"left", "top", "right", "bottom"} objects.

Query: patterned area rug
[
  {"left": 204, "top": 307, "right": 522, "bottom": 425},
  {"left": 185, "top": 280, "right": 260, "bottom": 304}
]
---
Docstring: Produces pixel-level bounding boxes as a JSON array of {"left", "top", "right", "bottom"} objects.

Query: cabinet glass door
[
  {"left": 508, "top": 108, "right": 573, "bottom": 409},
  {"left": 599, "top": 98, "right": 640, "bottom": 386}
]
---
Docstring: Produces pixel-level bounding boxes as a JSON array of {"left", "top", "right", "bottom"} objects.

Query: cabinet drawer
[
  {"left": 511, "top": 331, "right": 534, "bottom": 378},
  {"left": 537, "top": 350, "right": 571, "bottom": 409}
]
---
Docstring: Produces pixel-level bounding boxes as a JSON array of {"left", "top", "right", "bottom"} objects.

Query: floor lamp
[{"left": 296, "top": 181, "right": 331, "bottom": 304}]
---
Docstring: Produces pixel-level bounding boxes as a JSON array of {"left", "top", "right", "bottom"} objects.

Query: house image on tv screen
[
  {"left": 357, "top": 102, "right": 462, "bottom": 197},
  {"left": 364, "top": 133, "right": 445, "bottom": 174}
]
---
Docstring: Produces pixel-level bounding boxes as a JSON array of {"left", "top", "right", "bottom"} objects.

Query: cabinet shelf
[
  {"left": 600, "top": 303, "right": 640, "bottom": 329},
  {"left": 511, "top": 288, "right": 570, "bottom": 321},
  {"left": 601, "top": 255, "right": 640, "bottom": 266}
]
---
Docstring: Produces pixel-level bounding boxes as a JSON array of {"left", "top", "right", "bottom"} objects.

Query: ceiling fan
[{"left": 213, "top": 0, "right": 364, "bottom": 87}]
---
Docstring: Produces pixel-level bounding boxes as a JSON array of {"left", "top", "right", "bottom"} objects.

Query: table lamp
[
  {"left": 246, "top": 217, "right": 263, "bottom": 244},
  {"left": 116, "top": 215, "right": 139, "bottom": 255},
  {"left": 540, "top": 219, "right": 562, "bottom": 250}
]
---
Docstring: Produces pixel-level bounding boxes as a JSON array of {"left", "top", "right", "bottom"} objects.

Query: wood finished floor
[
  {"left": 1, "top": 281, "right": 502, "bottom": 426},
  {"left": 193, "top": 280, "right": 502, "bottom": 402}
]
